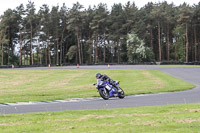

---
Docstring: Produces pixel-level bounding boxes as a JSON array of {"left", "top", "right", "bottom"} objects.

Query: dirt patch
[
  {"left": 161, "top": 110, "right": 180, "bottom": 115},
  {"left": 122, "top": 113, "right": 152, "bottom": 117},
  {"left": 77, "top": 115, "right": 114, "bottom": 121},
  {"left": 140, "top": 121, "right": 157, "bottom": 126},
  {"left": 43, "top": 119, "right": 70, "bottom": 124},
  {"left": 0, "top": 121, "right": 33, "bottom": 126},
  {"left": 142, "top": 71, "right": 165, "bottom": 89},
  {"left": 47, "top": 71, "right": 87, "bottom": 88},
  {"left": 176, "top": 118, "right": 200, "bottom": 123},
  {"left": 0, "top": 75, "right": 7, "bottom": 78},
  {"left": 0, "top": 72, "right": 47, "bottom": 89},
  {"left": 115, "top": 123, "right": 122, "bottom": 125},
  {"left": 130, "top": 121, "right": 157, "bottom": 127},
  {"left": 185, "top": 109, "right": 200, "bottom": 113}
]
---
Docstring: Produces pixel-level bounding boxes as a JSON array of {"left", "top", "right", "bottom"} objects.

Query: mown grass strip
[{"left": 0, "top": 103, "right": 200, "bottom": 132}]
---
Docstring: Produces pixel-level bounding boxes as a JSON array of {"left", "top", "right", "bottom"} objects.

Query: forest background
[{"left": 0, "top": 1, "right": 200, "bottom": 65}]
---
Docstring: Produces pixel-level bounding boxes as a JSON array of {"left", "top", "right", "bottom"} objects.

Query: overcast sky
[{"left": 0, "top": 0, "right": 199, "bottom": 16}]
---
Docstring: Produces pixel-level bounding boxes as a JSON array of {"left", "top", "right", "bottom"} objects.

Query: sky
[{"left": 0, "top": 0, "right": 199, "bottom": 16}]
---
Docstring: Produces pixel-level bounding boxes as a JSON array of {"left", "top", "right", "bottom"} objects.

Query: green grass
[
  {"left": 0, "top": 69, "right": 194, "bottom": 103},
  {"left": 0, "top": 103, "right": 200, "bottom": 132}
]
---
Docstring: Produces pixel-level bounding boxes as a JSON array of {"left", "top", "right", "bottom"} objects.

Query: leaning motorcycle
[{"left": 93, "top": 80, "right": 125, "bottom": 100}]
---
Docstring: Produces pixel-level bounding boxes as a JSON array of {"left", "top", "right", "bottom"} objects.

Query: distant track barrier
[{"left": 0, "top": 62, "right": 200, "bottom": 69}]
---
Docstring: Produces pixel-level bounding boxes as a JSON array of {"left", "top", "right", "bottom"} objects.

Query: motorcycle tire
[
  {"left": 99, "top": 89, "right": 109, "bottom": 100},
  {"left": 118, "top": 88, "right": 125, "bottom": 99}
]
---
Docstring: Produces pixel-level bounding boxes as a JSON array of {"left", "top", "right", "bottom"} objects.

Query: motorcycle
[{"left": 93, "top": 80, "right": 125, "bottom": 100}]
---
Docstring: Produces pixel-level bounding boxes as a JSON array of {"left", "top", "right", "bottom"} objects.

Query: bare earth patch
[
  {"left": 185, "top": 109, "right": 200, "bottom": 113},
  {"left": 130, "top": 120, "right": 158, "bottom": 127},
  {"left": 142, "top": 71, "right": 165, "bottom": 89},
  {"left": 122, "top": 113, "right": 152, "bottom": 117},
  {"left": 161, "top": 110, "right": 180, "bottom": 115},
  {"left": 0, "top": 121, "right": 33, "bottom": 126},
  {"left": 77, "top": 115, "right": 114, "bottom": 121},
  {"left": 176, "top": 118, "right": 200, "bottom": 123}
]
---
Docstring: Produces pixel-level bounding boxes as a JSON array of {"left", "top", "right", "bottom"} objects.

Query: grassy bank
[
  {"left": 0, "top": 103, "right": 200, "bottom": 132},
  {"left": 0, "top": 69, "right": 194, "bottom": 103}
]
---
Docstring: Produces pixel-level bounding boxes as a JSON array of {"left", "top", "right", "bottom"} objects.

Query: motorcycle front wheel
[
  {"left": 99, "top": 89, "right": 109, "bottom": 100},
  {"left": 118, "top": 88, "right": 125, "bottom": 99}
]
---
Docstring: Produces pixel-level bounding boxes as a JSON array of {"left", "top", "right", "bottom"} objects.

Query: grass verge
[
  {"left": 0, "top": 103, "right": 200, "bottom": 132},
  {"left": 0, "top": 69, "right": 194, "bottom": 103}
]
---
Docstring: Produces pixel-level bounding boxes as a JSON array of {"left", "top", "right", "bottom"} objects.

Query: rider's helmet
[{"left": 96, "top": 73, "right": 101, "bottom": 79}]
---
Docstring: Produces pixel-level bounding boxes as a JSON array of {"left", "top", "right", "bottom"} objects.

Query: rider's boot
[
  {"left": 117, "top": 88, "right": 122, "bottom": 92},
  {"left": 114, "top": 85, "right": 122, "bottom": 92}
]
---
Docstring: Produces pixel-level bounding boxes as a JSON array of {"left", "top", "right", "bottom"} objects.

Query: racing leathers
[{"left": 97, "top": 74, "right": 120, "bottom": 91}]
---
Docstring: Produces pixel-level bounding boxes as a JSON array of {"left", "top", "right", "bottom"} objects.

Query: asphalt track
[{"left": 0, "top": 65, "right": 200, "bottom": 114}]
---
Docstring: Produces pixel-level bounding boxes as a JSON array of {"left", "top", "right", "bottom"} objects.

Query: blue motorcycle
[{"left": 93, "top": 80, "right": 125, "bottom": 100}]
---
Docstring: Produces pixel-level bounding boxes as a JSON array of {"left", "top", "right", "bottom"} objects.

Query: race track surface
[{"left": 0, "top": 65, "right": 200, "bottom": 114}]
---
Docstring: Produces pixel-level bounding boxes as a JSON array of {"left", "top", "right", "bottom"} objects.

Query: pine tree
[
  {"left": 67, "top": 2, "right": 84, "bottom": 64},
  {"left": 192, "top": 3, "right": 200, "bottom": 61},
  {"left": 150, "top": 3, "right": 165, "bottom": 62},
  {"left": 25, "top": 1, "right": 37, "bottom": 65},
  {"left": 177, "top": 3, "right": 193, "bottom": 62},
  {"left": 89, "top": 3, "right": 109, "bottom": 63},
  {"left": 50, "top": 6, "right": 60, "bottom": 65},
  {"left": 109, "top": 3, "right": 125, "bottom": 63},
  {"left": 15, "top": 4, "right": 25, "bottom": 65},
  {"left": 59, "top": 3, "right": 68, "bottom": 65},
  {"left": 38, "top": 4, "right": 51, "bottom": 65}
]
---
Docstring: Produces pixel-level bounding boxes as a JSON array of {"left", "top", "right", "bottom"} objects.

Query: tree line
[{"left": 0, "top": 1, "right": 200, "bottom": 65}]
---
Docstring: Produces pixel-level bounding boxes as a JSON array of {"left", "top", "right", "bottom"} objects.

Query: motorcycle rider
[{"left": 95, "top": 73, "right": 121, "bottom": 92}]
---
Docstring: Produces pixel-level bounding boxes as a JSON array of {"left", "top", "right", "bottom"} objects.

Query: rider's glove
[{"left": 96, "top": 85, "right": 99, "bottom": 89}]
